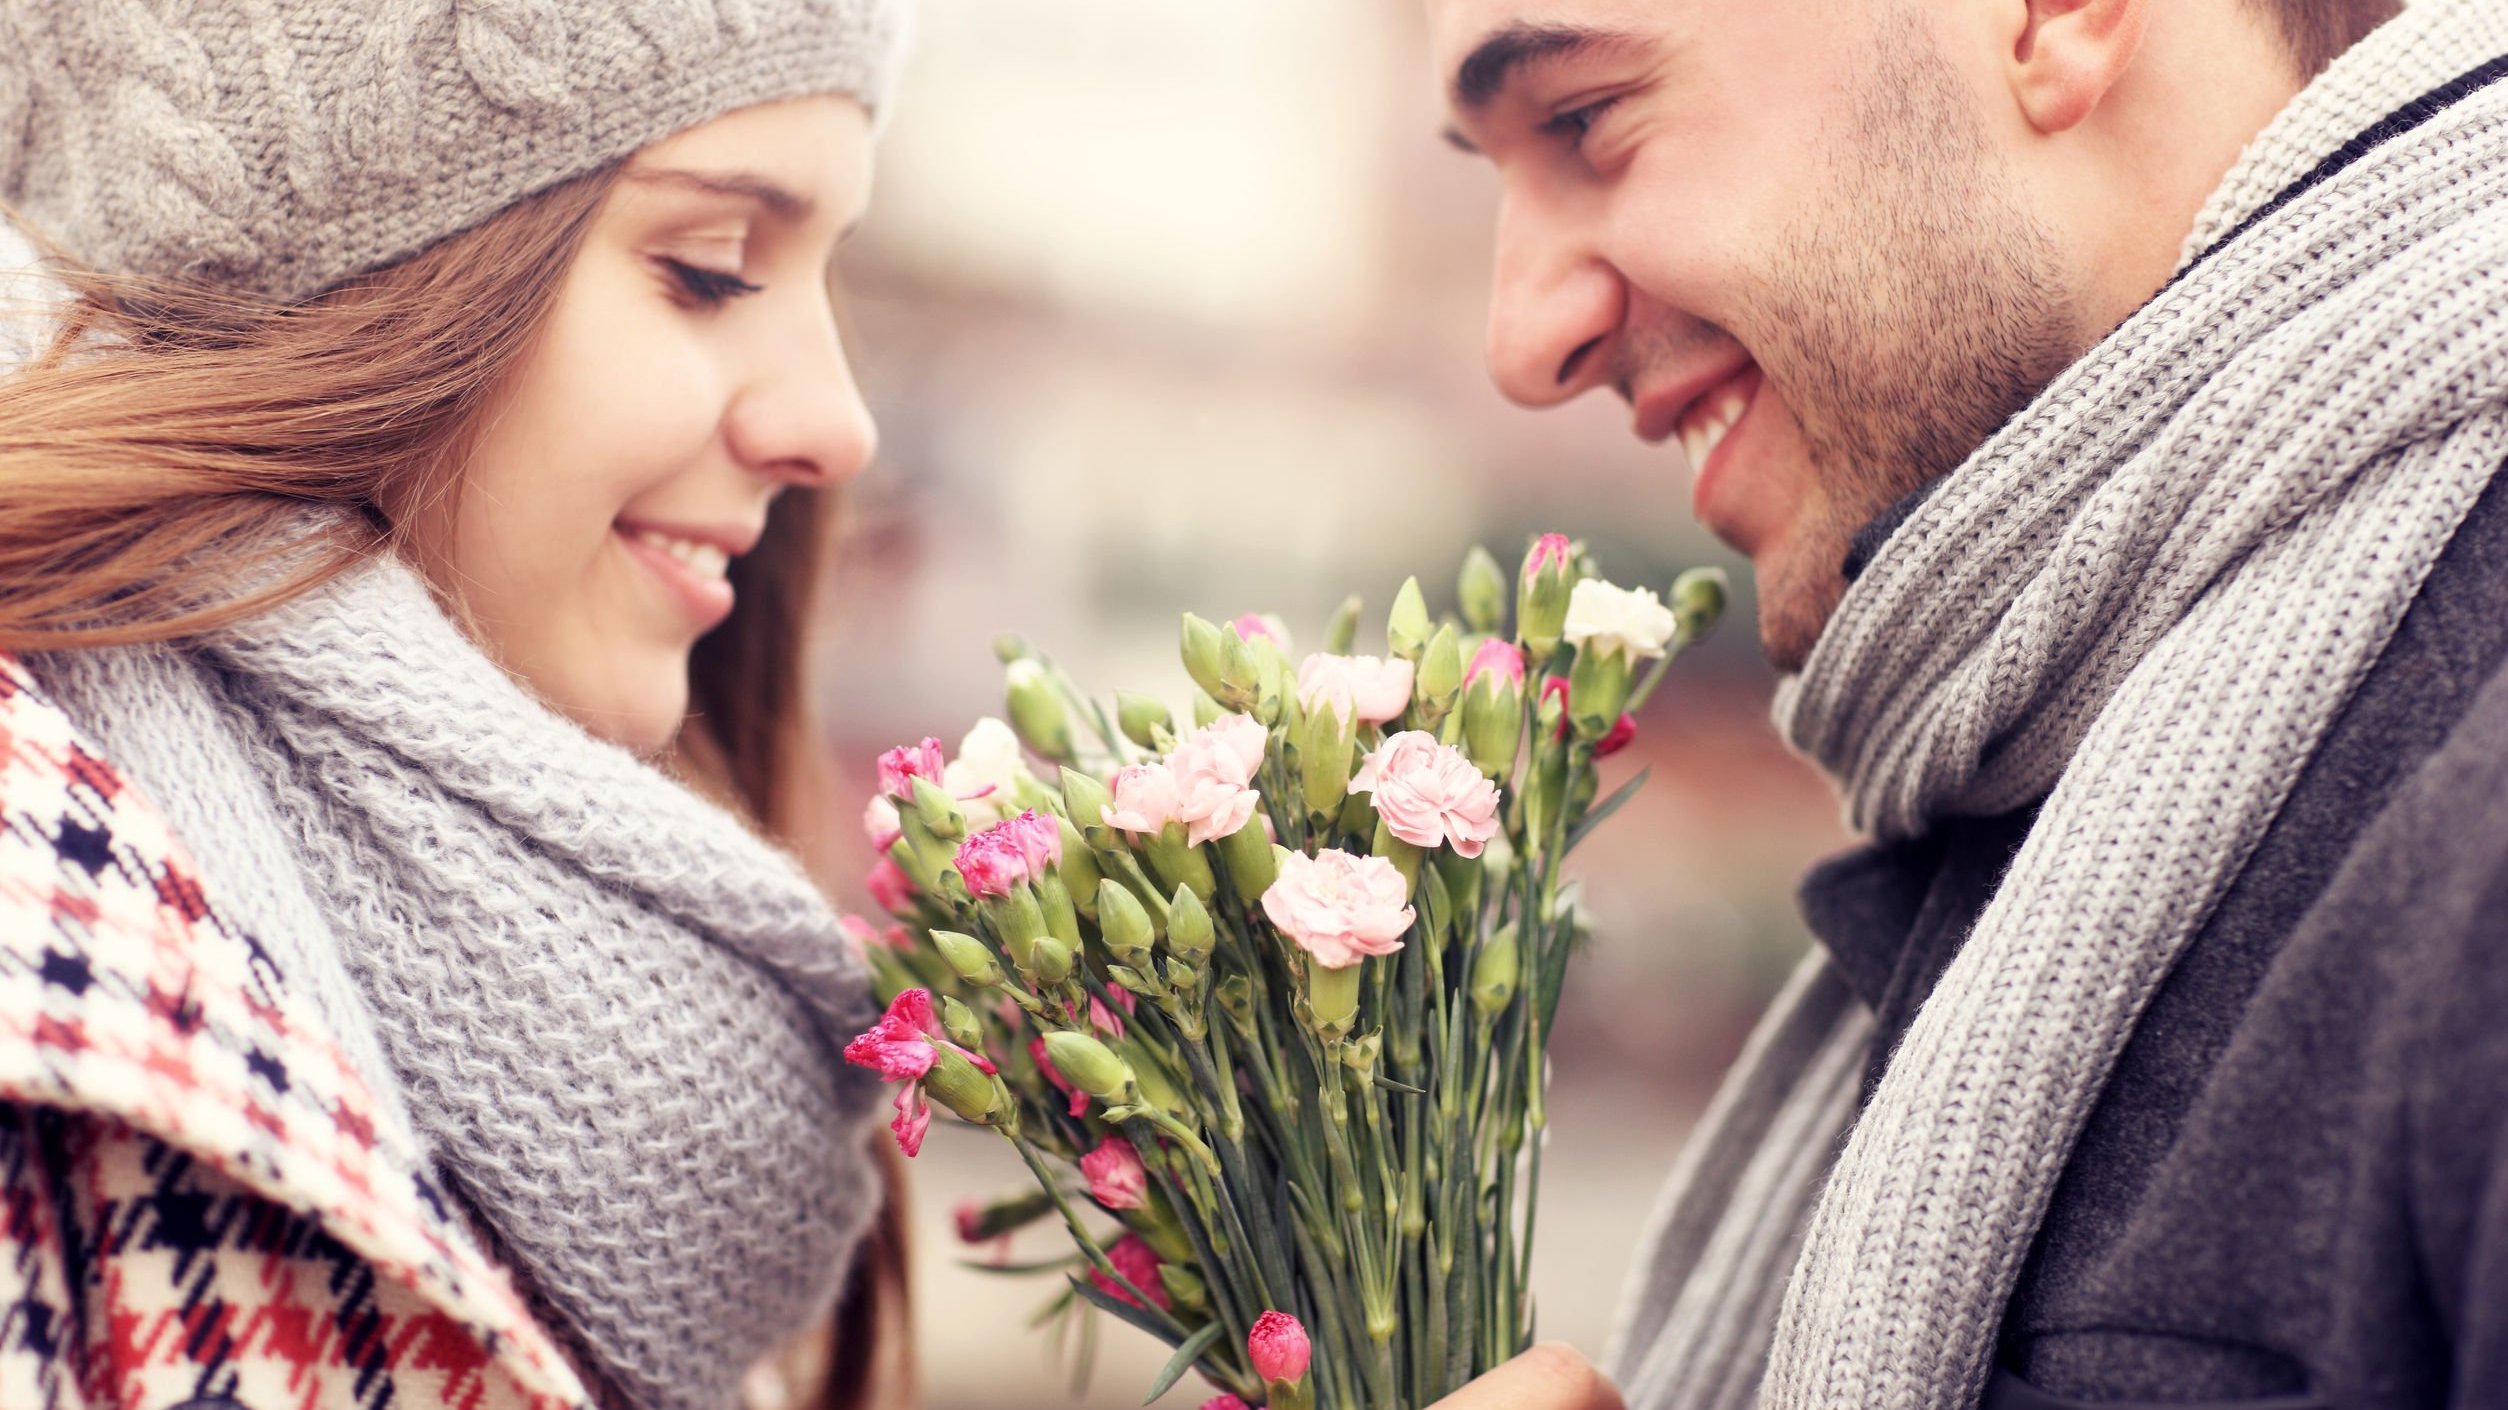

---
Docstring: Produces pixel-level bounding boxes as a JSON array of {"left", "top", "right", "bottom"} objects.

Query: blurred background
[{"left": 814, "top": 3, "right": 1849, "bottom": 1405}]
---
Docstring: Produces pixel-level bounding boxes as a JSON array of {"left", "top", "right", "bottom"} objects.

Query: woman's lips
[
  {"left": 1675, "top": 364, "right": 1764, "bottom": 532},
  {"left": 618, "top": 524, "right": 736, "bottom": 631}
]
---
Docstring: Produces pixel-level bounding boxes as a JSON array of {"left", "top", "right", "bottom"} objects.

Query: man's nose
[{"left": 1485, "top": 190, "right": 1624, "bottom": 408}]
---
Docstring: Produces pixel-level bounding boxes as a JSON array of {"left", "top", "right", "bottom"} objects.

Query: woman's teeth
[
  {"left": 1677, "top": 382, "right": 1752, "bottom": 471},
  {"left": 629, "top": 528, "right": 730, "bottom": 579}
]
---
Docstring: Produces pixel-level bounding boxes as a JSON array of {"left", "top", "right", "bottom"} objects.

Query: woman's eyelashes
[{"left": 660, "top": 256, "right": 763, "bottom": 307}]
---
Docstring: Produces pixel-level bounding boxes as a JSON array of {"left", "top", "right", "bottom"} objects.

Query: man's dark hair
[{"left": 2259, "top": 0, "right": 2403, "bottom": 78}]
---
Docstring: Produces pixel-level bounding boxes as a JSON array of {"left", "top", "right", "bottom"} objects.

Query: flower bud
[
  {"left": 1470, "top": 923, "right": 1519, "bottom": 1016},
  {"left": 1519, "top": 532, "right": 1577, "bottom": 660},
  {"left": 1323, "top": 594, "right": 1362, "bottom": 655},
  {"left": 1165, "top": 884, "right": 1215, "bottom": 966},
  {"left": 1670, "top": 565, "right": 1728, "bottom": 646},
  {"left": 1216, "top": 626, "right": 1263, "bottom": 712},
  {"left": 1191, "top": 688, "right": 1225, "bottom": 729},
  {"left": 1566, "top": 637, "right": 1636, "bottom": 742},
  {"left": 1005, "top": 659, "right": 1074, "bottom": 763},
  {"left": 1386, "top": 576, "right": 1431, "bottom": 662},
  {"left": 1248, "top": 1310, "right": 1312, "bottom": 1384},
  {"left": 1461, "top": 664, "right": 1525, "bottom": 780},
  {"left": 924, "top": 1045, "right": 1011, "bottom": 1126},
  {"left": 1458, "top": 544, "right": 1508, "bottom": 634},
  {"left": 1180, "top": 613, "right": 1228, "bottom": 702},
  {"left": 1300, "top": 703, "right": 1355, "bottom": 819},
  {"left": 938, "top": 994, "right": 985, "bottom": 1051},
  {"left": 1215, "top": 819, "right": 1277, "bottom": 906},
  {"left": 1116, "top": 690, "right": 1174, "bottom": 749},
  {"left": 1058, "top": 819, "right": 1102, "bottom": 917},
  {"left": 1096, "top": 878, "right": 1156, "bottom": 965},
  {"left": 908, "top": 776, "right": 967, "bottom": 842},
  {"left": 1413, "top": 623, "right": 1464, "bottom": 729},
  {"left": 931, "top": 930, "right": 1004, "bottom": 987},
  {"left": 1059, "top": 767, "right": 1112, "bottom": 833},
  {"left": 1029, "top": 935, "right": 1076, "bottom": 987},
  {"left": 1040, "top": 1031, "right": 1134, "bottom": 1102}
]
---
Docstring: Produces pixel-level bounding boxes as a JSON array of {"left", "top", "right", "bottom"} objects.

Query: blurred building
[{"left": 816, "top": 4, "right": 1850, "bottom": 1404}]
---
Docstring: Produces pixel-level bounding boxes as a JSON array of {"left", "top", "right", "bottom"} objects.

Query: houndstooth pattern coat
[{"left": 0, "top": 650, "right": 594, "bottom": 1410}]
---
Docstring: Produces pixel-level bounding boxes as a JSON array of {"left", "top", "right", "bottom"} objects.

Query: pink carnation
[
  {"left": 1169, "top": 715, "right": 1267, "bottom": 847},
  {"left": 1201, "top": 1398, "right": 1253, "bottom": 1410},
  {"left": 1080, "top": 1135, "right": 1150, "bottom": 1211},
  {"left": 875, "top": 738, "right": 947, "bottom": 801},
  {"left": 1248, "top": 1310, "right": 1311, "bottom": 1383},
  {"left": 866, "top": 856, "right": 917, "bottom": 913},
  {"left": 1525, "top": 532, "right": 1573, "bottom": 580},
  {"left": 1103, "top": 761, "right": 1182, "bottom": 836},
  {"left": 843, "top": 989, "right": 997, "bottom": 1157},
  {"left": 1598, "top": 712, "right": 1637, "bottom": 757},
  {"left": 1465, "top": 637, "right": 1526, "bottom": 688},
  {"left": 954, "top": 810, "right": 1062, "bottom": 899},
  {"left": 1260, "top": 849, "right": 1414, "bottom": 969},
  {"left": 1230, "top": 612, "right": 1290, "bottom": 652},
  {"left": 1093, "top": 1234, "right": 1172, "bottom": 1311},
  {"left": 1350, "top": 731, "right": 1502, "bottom": 859},
  {"left": 1295, "top": 653, "right": 1415, "bottom": 727}
]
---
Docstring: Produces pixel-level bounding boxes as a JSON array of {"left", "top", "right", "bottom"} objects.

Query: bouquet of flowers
[{"left": 845, "top": 535, "right": 1723, "bottom": 1408}]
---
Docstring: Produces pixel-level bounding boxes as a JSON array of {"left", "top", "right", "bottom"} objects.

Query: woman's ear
[{"left": 2006, "top": 0, "right": 2150, "bottom": 133}]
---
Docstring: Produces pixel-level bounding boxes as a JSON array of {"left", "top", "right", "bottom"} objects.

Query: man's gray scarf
[
  {"left": 1607, "top": 4, "right": 2508, "bottom": 1406},
  {"left": 30, "top": 551, "right": 881, "bottom": 1410}
]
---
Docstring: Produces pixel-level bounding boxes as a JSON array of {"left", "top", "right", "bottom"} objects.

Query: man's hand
[{"left": 1423, "top": 1343, "right": 1626, "bottom": 1410}]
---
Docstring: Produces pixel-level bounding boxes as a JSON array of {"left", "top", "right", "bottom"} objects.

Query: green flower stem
[
  {"left": 1003, "top": 1129, "right": 1188, "bottom": 1340},
  {"left": 1183, "top": 1036, "right": 1297, "bottom": 1311}
]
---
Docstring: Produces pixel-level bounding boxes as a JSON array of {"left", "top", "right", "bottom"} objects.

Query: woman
[{"left": 0, "top": 3, "right": 910, "bottom": 1408}]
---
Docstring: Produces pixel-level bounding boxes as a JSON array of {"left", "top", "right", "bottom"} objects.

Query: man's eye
[
  {"left": 1542, "top": 96, "right": 1623, "bottom": 153},
  {"left": 662, "top": 258, "right": 763, "bottom": 306}
]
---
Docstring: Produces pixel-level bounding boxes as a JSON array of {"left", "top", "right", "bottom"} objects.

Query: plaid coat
[{"left": 0, "top": 650, "right": 595, "bottom": 1410}]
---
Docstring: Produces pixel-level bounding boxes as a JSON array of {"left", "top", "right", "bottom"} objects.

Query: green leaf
[
  {"left": 1142, "top": 1320, "right": 1227, "bottom": 1404},
  {"left": 1070, "top": 1274, "right": 1188, "bottom": 1348},
  {"left": 958, "top": 1255, "right": 1087, "bottom": 1276},
  {"left": 1373, "top": 1073, "right": 1428, "bottom": 1096},
  {"left": 1564, "top": 767, "right": 1650, "bottom": 852}
]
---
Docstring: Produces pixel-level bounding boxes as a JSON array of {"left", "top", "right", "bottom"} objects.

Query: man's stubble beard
[{"left": 1743, "top": 12, "right": 2084, "bottom": 672}]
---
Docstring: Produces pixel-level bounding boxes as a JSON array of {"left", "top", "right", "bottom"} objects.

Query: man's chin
[{"left": 1753, "top": 544, "right": 1851, "bottom": 676}]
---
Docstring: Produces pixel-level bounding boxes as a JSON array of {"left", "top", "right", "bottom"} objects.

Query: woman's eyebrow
[{"left": 622, "top": 167, "right": 815, "bottom": 222}]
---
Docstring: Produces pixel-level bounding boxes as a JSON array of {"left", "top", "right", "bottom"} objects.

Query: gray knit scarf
[
  {"left": 1607, "top": 4, "right": 2508, "bottom": 1406},
  {"left": 29, "top": 547, "right": 881, "bottom": 1410}
]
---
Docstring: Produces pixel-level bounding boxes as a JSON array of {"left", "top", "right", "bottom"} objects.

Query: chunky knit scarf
[
  {"left": 1608, "top": 4, "right": 2508, "bottom": 1406},
  {"left": 29, "top": 548, "right": 881, "bottom": 1410}
]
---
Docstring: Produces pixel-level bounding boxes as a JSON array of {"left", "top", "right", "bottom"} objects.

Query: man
[{"left": 1423, "top": 0, "right": 2508, "bottom": 1406}]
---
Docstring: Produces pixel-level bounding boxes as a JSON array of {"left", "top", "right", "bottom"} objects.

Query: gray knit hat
[{"left": 0, "top": 0, "right": 909, "bottom": 304}]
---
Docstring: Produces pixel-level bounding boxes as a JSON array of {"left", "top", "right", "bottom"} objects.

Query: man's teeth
[
  {"left": 1677, "top": 383, "right": 1752, "bottom": 472},
  {"left": 630, "top": 528, "right": 730, "bottom": 579}
]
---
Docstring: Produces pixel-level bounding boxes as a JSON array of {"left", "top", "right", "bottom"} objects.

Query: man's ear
[{"left": 2005, "top": 0, "right": 2149, "bottom": 133}]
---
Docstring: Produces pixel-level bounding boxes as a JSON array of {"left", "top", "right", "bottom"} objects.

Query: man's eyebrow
[
  {"left": 622, "top": 167, "right": 815, "bottom": 222},
  {"left": 1452, "top": 23, "right": 1627, "bottom": 112},
  {"left": 1441, "top": 23, "right": 1637, "bottom": 153}
]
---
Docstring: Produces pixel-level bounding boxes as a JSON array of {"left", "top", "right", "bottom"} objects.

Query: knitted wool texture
[
  {"left": 0, "top": 0, "right": 907, "bottom": 303},
  {"left": 30, "top": 548, "right": 884, "bottom": 1410},
  {"left": 1607, "top": 3, "right": 2508, "bottom": 1406}
]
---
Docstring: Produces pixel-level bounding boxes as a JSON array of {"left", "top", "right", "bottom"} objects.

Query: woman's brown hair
[{"left": 0, "top": 170, "right": 909, "bottom": 1409}]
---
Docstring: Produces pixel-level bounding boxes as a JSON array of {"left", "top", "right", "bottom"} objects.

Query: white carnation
[
  {"left": 1561, "top": 580, "right": 1677, "bottom": 660},
  {"left": 944, "top": 716, "right": 1031, "bottom": 823}
]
